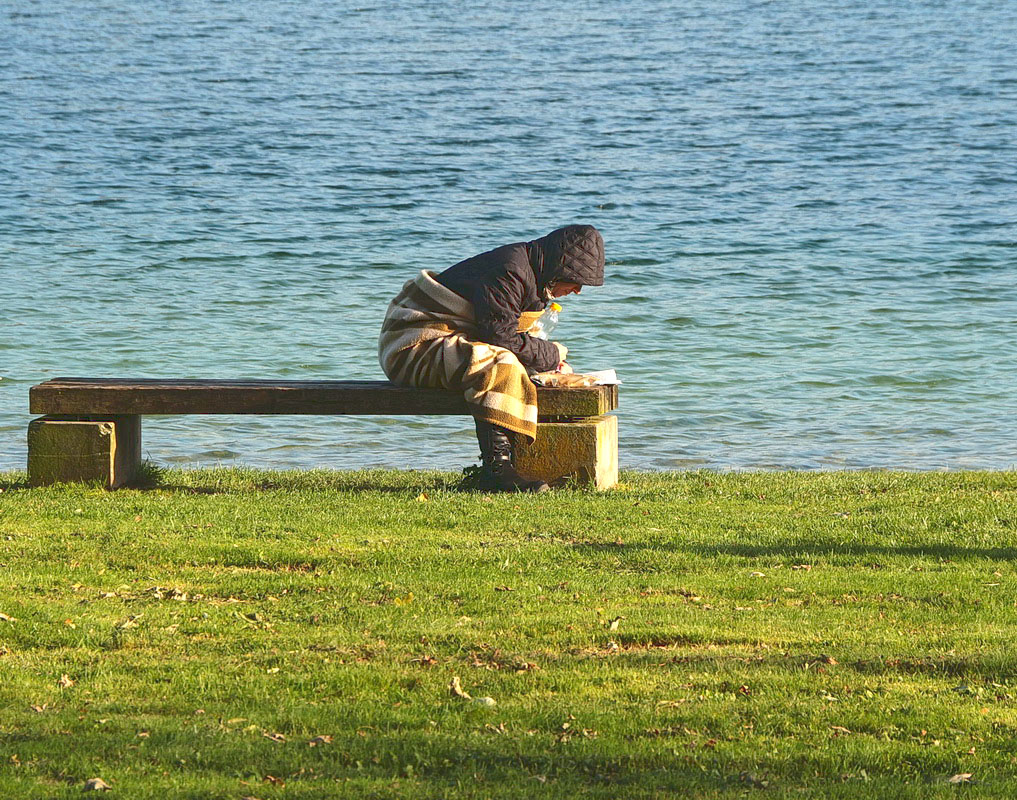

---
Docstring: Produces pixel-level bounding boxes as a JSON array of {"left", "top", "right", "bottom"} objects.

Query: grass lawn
[{"left": 1, "top": 468, "right": 1016, "bottom": 798}]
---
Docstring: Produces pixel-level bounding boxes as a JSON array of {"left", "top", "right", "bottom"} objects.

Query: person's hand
[
  {"left": 557, "top": 361, "right": 574, "bottom": 374},
  {"left": 553, "top": 342, "right": 568, "bottom": 363}
]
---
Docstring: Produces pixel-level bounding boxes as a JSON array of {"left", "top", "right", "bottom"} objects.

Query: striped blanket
[{"left": 378, "top": 270, "right": 538, "bottom": 441}]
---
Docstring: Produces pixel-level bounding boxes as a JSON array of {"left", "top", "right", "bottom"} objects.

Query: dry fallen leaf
[
  {"left": 947, "top": 773, "right": 974, "bottom": 784},
  {"left": 608, "top": 616, "right": 625, "bottom": 631},
  {"left": 263, "top": 775, "right": 285, "bottom": 787},
  {"left": 308, "top": 735, "right": 333, "bottom": 747},
  {"left": 262, "top": 732, "right": 286, "bottom": 743},
  {"left": 749, "top": 571, "right": 766, "bottom": 578},
  {"left": 58, "top": 674, "right": 75, "bottom": 688},
  {"left": 449, "top": 676, "right": 472, "bottom": 700},
  {"left": 82, "top": 777, "right": 112, "bottom": 791},
  {"left": 416, "top": 492, "right": 429, "bottom": 502},
  {"left": 29, "top": 704, "right": 49, "bottom": 713},
  {"left": 0, "top": 612, "right": 16, "bottom": 623},
  {"left": 831, "top": 725, "right": 852, "bottom": 734}
]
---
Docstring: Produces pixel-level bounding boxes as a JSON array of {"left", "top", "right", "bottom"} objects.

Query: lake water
[{"left": 2, "top": 0, "right": 1016, "bottom": 472}]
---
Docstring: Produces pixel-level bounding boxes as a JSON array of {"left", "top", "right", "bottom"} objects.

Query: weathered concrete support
[
  {"left": 27, "top": 415, "right": 141, "bottom": 488},
  {"left": 516, "top": 414, "right": 618, "bottom": 490}
]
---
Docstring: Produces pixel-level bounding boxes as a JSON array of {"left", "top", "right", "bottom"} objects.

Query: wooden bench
[{"left": 28, "top": 378, "right": 619, "bottom": 490}]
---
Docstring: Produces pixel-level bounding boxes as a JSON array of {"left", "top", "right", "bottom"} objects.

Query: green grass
[{"left": 1, "top": 468, "right": 1016, "bottom": 798}]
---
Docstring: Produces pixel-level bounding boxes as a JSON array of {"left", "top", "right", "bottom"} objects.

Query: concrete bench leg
[
  {"left": 515, "top": 414, "right": 618, "bottom": 490},
  {"left": 28, "top": 415, "right": 142, "bottom": 488}
]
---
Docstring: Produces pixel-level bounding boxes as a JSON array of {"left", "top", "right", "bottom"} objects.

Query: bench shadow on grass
[
  {"left": 134, "top": 480, "right": 462, "bottom": 496},
  {"left": 3, "top": 468, "right": 496, "bottom": 495},
  {"left": 0, "top": 475, "right": 28, "bottom": 491},
  {"left": 130, "top": 465, "right": 465, "bottom": 495}
]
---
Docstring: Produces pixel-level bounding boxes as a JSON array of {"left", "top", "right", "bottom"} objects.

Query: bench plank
[{"left": 30, "top": 378, "right": 618, "bottom": 418}]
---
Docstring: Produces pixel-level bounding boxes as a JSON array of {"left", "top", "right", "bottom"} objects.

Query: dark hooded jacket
[{"left": 435, "top": 225, "right": 605, "bottom": 373}]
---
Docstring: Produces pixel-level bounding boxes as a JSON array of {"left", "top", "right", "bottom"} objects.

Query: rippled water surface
[{"left": 3, "top": 0, "right": 1016, "bottom": 472}]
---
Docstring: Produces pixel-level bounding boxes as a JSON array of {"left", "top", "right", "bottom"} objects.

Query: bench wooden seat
[
  {"left": 30, "top": 378, "right": 618, "bottom": 418},
  {"left": 28, "top": 378, "right": 619, "bottom": 489}
]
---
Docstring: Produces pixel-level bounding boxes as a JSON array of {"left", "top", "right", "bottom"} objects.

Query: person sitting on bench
[{"left": 378, "top": 224, "right": 606, "bottom": 492}]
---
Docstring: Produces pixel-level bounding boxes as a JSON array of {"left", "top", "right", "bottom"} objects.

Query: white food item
[{"left": 584, "top": 369, "right": 621, "bottom": 385}]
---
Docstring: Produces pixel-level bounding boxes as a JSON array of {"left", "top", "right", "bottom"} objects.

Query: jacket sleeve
[{"left": 471, "top": 270, "right": 562, "bottom": 373}]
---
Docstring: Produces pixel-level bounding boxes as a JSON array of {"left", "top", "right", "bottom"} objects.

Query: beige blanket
[{"left": 378, "top": 270, "right": 538, "bottom": 441}]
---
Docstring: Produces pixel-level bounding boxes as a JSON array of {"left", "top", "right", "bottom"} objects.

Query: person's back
[{"left": 436, "top": 241, "right": 560, "bottom": 375}]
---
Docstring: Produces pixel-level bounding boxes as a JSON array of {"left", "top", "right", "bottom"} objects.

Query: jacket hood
[{"left": 528, "top": 224, "right": 605, "bottom": 292}]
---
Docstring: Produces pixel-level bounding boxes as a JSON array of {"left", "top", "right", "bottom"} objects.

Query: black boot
[{"left": 474, "top": 419, "right": 550, "bottom": 493}]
